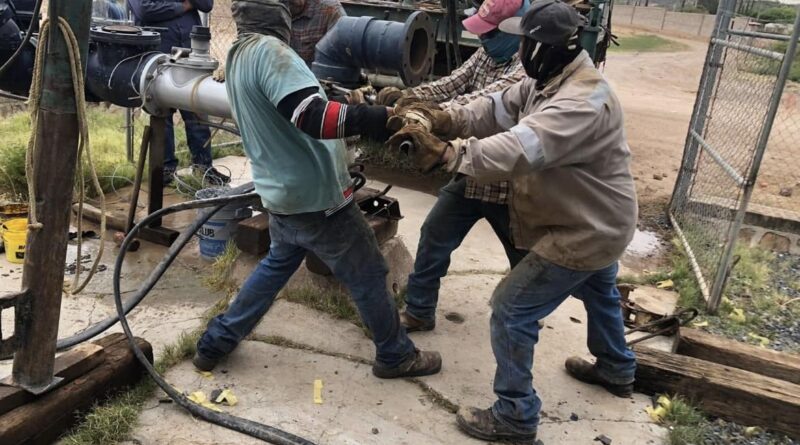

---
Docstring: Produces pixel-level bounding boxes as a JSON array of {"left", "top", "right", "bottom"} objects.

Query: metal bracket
[
  {"left": 0, "top": 374, "right": 64, "bottom": 395},
  {"left": 0, "top": 290, "right": 26, "bottom": 358}
]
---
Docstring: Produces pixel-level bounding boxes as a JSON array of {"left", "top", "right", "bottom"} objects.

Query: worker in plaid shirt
[
  {"left": 381, "top": 0, "right": 532, "bottom": 332},
  {"left": 286, "top": 0, "right": 345, "bottom": 66}
]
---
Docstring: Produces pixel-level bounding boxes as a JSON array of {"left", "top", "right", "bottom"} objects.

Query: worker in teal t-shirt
[{"left": 194, "top": 0, "right": 442, "bottom": 380}]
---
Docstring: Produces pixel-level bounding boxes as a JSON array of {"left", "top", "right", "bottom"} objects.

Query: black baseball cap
[{"left": 499, "top": 0, "right": 587, "bottom": 47}]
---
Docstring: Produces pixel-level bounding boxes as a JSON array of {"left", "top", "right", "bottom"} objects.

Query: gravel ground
[{"left": 703, "top": 419, "right": 799, "bottom": 445}]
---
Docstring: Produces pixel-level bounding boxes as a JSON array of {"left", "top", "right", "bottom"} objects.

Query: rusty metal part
[{"left": 624, "top": 308, "right": 698, "bottom": 346}]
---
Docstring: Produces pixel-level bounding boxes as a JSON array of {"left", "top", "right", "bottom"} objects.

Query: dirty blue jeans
[
  {"left": 490, "top": 253, "right": 636, "bottom": 433},
  {"left": 405, "top": 176, "right": 527, "bottom": 322},
  {"left": 164, "top": 109, "right": 213, "bottom": 171},
  {"left": 197, "top": 202, "right": 417, "bottom": 368}
]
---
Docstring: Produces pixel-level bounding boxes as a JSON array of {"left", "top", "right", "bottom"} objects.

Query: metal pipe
[
  {"left": 711, "top": 38, "right": 784, "bottom": 60},
  {"left": 727, "top": 29, "right": 797, "bottom": 42},
  {"left": 11, "top": 0, "right": 93, "bottom": 395},
  {"left": 708, "top": 6, "right": 800, "bottom": 313},
  {"left": 690, "top": 130, "right": 745, "bottom": 186},
  {"left": 312, "top": 12, "right": 435, "bottom": 87},
  {"left": 141, "top": 54, "right": 231, "bottom": 119}
]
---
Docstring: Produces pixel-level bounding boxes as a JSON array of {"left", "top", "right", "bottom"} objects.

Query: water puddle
[{"left": 625, "top": 229, "right": 662, "bottom": 257}]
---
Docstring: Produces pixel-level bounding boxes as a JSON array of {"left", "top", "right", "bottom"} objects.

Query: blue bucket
[{"left": 195, "top": 188, "right": 253, "bottom": 260}]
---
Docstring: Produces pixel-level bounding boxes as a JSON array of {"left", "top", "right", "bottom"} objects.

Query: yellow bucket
[{"left": 2, "top": 218, "right": 27, "bottom": 264}]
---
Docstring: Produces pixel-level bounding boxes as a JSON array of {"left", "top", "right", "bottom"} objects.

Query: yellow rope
[{"left": 25, "top": 17, "right": 106, "bottom": 295}]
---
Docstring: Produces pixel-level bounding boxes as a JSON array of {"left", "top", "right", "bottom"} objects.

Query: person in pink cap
[
  {"left": 376, "top": 0, "right": 529, "bottom": 108},
  {"left": 375, "top": 0, "right": 533, "bottom": 336}
]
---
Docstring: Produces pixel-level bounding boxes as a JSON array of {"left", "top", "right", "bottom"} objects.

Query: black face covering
[{"left": 521, "top": 35, "right": 582, "bottom": 89}]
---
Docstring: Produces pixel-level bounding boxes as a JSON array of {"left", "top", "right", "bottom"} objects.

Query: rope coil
[{"left": 25, "top": 17, "right": 106, "bottom": 294}]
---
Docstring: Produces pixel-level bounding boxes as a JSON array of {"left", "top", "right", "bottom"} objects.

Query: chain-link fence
[
  {"left": 670, "top": 0, "right": 800, "bottom": 312},
  {"left": 208, "top": 0, "right": 237, "bottom": 68}
]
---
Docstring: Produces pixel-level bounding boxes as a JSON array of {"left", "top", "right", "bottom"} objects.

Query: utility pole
[{"left": 11, "top": 0, "right": 93, "bottom": 394}]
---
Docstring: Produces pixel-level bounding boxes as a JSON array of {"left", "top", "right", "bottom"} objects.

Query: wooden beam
[
  {"left": 235, "top": 213, "right": 270, "bottom": 256},
  {"left": 0, "top": 343, "right": 105, "bottom": 416},
  {"left": 0, "top": 333, "right": 153, "bottom": 445},
  {"left": 633, "top": 345, "right": 800, "bottom": 438},
  {"left": 676, "top": 328, "right": 800, "bottom": 385}
]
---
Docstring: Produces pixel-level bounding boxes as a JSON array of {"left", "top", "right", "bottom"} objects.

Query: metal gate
[{"left": 669, "top": 0, "right": 800, "bottom": 312}]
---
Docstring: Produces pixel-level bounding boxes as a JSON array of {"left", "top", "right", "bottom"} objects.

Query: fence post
[
  {"left": 698, "top": 14, "right": 706, "bottom": 36},
  {"left": 661, "top": 8, "right": 668, "bottom": 31},
  {"left": 670, "top": 0, "right": 735, "bottom": 213},
  {"left": 631, "top": 5, "right": 636, "bottom": 24},
  {"left": 707, "top": 8, "right": 800, "bottom": 312}
]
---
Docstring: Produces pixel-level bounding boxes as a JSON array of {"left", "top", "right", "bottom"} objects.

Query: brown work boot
[
  {"left": 372, "top": 349, "right": 442, "bottom": 379},
  {"left": 565, "top": 356, "right": 633, "bottom": 398},
  {"left": 399, "top": 310, "right": 435, "bottom": 333},
  {"left": 456, "top": 407, "right": 538, "bottom": 444}
]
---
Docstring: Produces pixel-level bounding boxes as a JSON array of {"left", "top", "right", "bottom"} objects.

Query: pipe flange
[
  {"left": 89, "top": 24, "right": 160, "bottom": 46},
  {"left": 400, "top": 11, "right": 435, "bottom": 87}
]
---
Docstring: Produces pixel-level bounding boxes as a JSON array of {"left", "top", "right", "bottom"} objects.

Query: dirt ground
[{"left": 603, "top": 28, "right": 707, "bottom": 220}]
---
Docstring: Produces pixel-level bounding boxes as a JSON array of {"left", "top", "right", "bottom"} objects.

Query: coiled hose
[{"left": 111, "top": 185, "right": 317, "bottom": 445}]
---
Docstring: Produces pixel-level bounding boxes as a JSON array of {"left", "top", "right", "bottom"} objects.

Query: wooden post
[
  {"left": 631, "top": 5, "right": 637, "bottom": 24},
  {"left": 10, "top": 0, "right": 93, "bottom": 394},
  {"left": 698, "top": 13, "right": 706, "bottom": 36},
  {"left": 660, "top": 8, "right": 668, "bottom": 31}
]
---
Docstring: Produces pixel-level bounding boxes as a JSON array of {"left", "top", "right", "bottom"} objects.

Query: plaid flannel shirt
[
  {"left": 410, "top": 47, "right": 525, "bottom": 204},
  {"left": 290, "top": 0, "right": 345, "bottom": 66}
]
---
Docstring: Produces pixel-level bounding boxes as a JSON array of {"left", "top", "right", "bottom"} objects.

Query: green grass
[
  {"left": 60, "top": 245, "right": 241, "bottom": 445},
  {"left": 0, "top": 106, "right": 242, "bottom": 200},
  {"left": 660, "top": 396, "right": 711, "bottom": 445},
  {"left": 609, "top": 34, "right": 690, "bottom": 53},
  {"left": 282, "top": 284, "right": 406, "bottom": 329},
  {"left": 629, "top": 238, "right": 800, "bottom": 351}
]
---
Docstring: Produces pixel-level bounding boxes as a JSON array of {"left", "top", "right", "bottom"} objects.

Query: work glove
[
  {"left": 386, "top": 123, "right": 455, "bottom": 173},
  {"left": 387, "top": 102, "right": 452, "bottom": 136},
  {"left": 212, "top": 68, "right": 225, "bottom": 83},
  {"left": 346, "top": 85, "right": 376, "bottom": 105},
  {"left": 375, "top": 86, "right": 404, "bottom": 106},
  {"left": 394, "top": 94, "right": 424, "bottom": 107}
]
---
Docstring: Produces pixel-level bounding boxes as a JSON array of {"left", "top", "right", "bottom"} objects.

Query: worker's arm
[
  {"left": 454, "top": 89, "right": 611, "bottom": 183},
  {"left": 406, "top": 49, "right": 480, "bottom": 103},
  {"left": 189, "top": 0, "right": 213, "bottom": 13},
  {"left": 445, "top": 63, "right": 526, "bottom": 108},
  {"left": 276, "top": 87, "right": 391, "bottom": 142},
  {"left": 446, "top": 78, "right": 531, "bottom": 140},
  {"left": 137, "top": 0, "right": 187, "bottom": 22}
]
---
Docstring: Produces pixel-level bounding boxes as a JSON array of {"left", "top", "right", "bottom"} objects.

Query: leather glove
[
  {"left": 212, "top": 68, "right": 225, "bottom": 83},
  {"left": 388, "top": 102, "right": 452, "bottom": 136},
  {"left": 375, "top": 86, "right": 404, "bottom": 106},
  {"left": 386, "top": 123, "right": 453, "bottom": 173},
  {"left": 395, "top": 94, "right": 423, "bottom": 107},
  {"left": 346, "top": 85, "right": 376, "bottom": 105}
]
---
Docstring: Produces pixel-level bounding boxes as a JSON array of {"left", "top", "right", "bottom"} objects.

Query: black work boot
[
  {"left": 456, "top": 407, "right": 538, "bottom": 444},
  {"left": 193, "top": 165, "right": 231, "bottom": 185},
  {"left": 192, "top": 351, "right": 219, "bottom": 372},
  {"left": 565, "top": 356, "right": 633, "bottom": 397},
  {"left": 399, "top": 310, "right": 436, "bottom": 333},
  {"left": 372, "top": 349, "right": 441, "bottom": 379}
]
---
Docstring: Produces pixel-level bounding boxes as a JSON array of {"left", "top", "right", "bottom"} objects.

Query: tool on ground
[{"left": 624, "top": 308, "right": 698, "bottom": 346}]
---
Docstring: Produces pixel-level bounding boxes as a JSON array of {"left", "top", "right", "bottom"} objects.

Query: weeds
[
  {"left": 60, "top": 247, "right": 240, "bottom": 444},
  {"left": 641, "top": 238, "right": 800, "bottom": 351},
  {"left": 659, "top": 396, "right": 711, "bottom": 445},
  {"left": 609, "top": 34, "right": 690, "bottom": 53},
  {"left": 282, "top": 285, "right": 405, "bottom": 328},
  {"left": 0, "top": 106, "right": 242, "bottom": 199}
]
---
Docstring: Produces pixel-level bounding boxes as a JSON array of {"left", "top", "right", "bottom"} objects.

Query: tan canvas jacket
[{"left": 446, "top": 51, "right": 638, "bottom": 271}]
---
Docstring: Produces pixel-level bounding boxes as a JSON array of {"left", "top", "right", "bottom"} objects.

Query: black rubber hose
[
  {"left": 0, "top": 0, "right": 41, "bottom": 78},
  {"left": 112, "top": 190, "right": 317, "bottom": 445},
  {"left": 0, "top": 183, "right": 256, "bottom": 360}
]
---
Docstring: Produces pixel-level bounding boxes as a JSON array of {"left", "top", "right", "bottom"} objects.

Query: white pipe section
[{"left": 141, "top": 55, "right": 232, "bottom": 119}]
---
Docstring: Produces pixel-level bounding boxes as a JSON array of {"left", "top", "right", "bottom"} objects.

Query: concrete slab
[{"left": 0, "top": 156, "right": 668, "bottom": 444}]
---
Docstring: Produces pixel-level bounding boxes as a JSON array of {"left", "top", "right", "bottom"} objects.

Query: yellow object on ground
[
  {"left": 2, "top": 218, "right": 27, "bottom": 264},
  {"left": 215, "top": 388, "right": 238, "bottom": 406},
  {"left": 314, "top": 379, "right": 323, "bottom": 404}
]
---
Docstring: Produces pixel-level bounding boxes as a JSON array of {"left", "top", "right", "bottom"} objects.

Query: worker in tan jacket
[{"left": 387, "top": 1, "right": 638, "bottom": 442}]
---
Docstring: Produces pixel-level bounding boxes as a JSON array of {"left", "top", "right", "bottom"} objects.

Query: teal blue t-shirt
[{"left": 225, "top": 34, "right": 351, "bottom": 214}]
